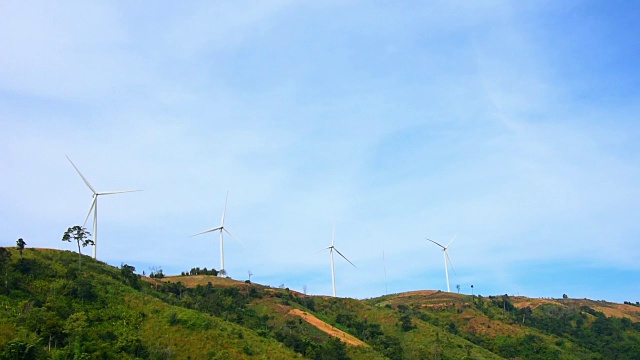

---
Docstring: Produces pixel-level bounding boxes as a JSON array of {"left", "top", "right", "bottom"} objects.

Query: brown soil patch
[{"left": 287, "top": 309, "right": 368, "bottom": 347}]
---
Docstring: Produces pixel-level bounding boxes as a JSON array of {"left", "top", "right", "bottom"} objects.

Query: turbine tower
[
  {"left": 426, "top": 235, "right": 457, "bottom": 292},
  {"left": 66, "top": 156, "right": 141, "bottom": 259},
  {"left": 383, "top": 250, "right": 388, "bottom": 295},
  {"left": 192, "top": 191, "right": 242, "bottom": 276},
  {"left": 321, "top": 226, "right": 356, "bottom": 297}
]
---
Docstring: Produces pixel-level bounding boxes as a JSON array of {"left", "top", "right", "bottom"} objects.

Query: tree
[
  {"left": 399, "top": 313, "right": 414, "bottom": 331},
  {"left": 121, "top": 264, "right": 140, "bottom": 289},
  {"left": 0, "top": 248, "right": 12, "bottom": 289},
  {"left": 64, "top": 312, "right": 88, "bottom": 350},
  {"left": 16, "top": 238, "right": 26, "bottom": 257},
  {"left": 521, "top": 306, "right": 533, "bottom": 324},
  {"left": 149, "top": 267, "right": 164, "bottom": 279},
  {"left": 321, "top": 337, "right": 349, "bottom": 360},
  {"left": 1, "top": 339, "right": 43, "bottom": 359},
  {"left": 456, "top": 284, "right": 461, "bottom": 293},
  {"left": 563, "top": 294, "right": 569, "bottom": 299},
  {"left": 471, "top": 284, "right": 474, "bottom": 295},
  {"left": 0, "top": 248, "right": 11, "bottom": 263},
  {"left": 62, "top": 226, "right": 93, "bottom": 270}
]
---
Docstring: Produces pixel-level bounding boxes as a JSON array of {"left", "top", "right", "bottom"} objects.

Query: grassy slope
[
  {"left": 313, "top": 296, "right": 503, "bottom": 360},
  {"left": 0, "top": 248, "right": 300, "bottom": 359},
  {"left": 369, "top": 290, "right": 640, "bottom": 359},
  {"left": 369, "top": 291, "right": 578, "bottom": 359},
  {"left": 511, "top": 296, "right": 640, "bottom": 322},
  {"left": 159, "top": 275, "right": 502, "bottom": 359},
  {"left": 3, "top": 247, "right": 639, "bottom": 359},
  {"left": 158, "top": 268, "right": 640, "bottom": 360}
]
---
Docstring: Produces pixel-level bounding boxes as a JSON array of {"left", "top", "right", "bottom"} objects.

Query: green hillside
[
  {"left": 1, "top": 247, "right": 639, "bottom": 359},
  {"left": 0, "top": 247, "right": 299, "bottom": 359}
]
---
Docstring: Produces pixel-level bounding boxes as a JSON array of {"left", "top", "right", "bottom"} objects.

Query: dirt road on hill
[{"left": 287, "top": 309, "right": 368, "bottom": 347}]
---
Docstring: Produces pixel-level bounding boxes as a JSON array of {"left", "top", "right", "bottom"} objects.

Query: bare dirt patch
[{"left": 287, "top": 309, "right": 368, "bottom": 347}]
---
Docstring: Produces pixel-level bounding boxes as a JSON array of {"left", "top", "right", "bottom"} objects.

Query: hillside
[
  {"left": 1, "top": 247, "right": 639, "bottom": 359},
  {"left": 0, "top": 247, "right": 299, "bottom": 359}
]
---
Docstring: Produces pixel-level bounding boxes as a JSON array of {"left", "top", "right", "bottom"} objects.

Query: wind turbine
[
  {"left": 321, "top": 226, "right": 356, "bottom": 297},
  {"left": 192, "top": 191, "right": 243, "bottom": 276},
  {"left": 66, "top": 156, "right": 141, "bottom": 260},
  {"left": 426, "top": 235, "right": 457, "bottom": 292}
]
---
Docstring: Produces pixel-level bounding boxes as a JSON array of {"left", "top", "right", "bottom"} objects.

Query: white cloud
[{"left": 1, "top": 1, "right": 638, "bottom": 302}]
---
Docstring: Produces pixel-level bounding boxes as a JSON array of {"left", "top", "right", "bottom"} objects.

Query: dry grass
[
  {"left": 512, "top": 297, "right": 562, "bottom": 310},
  {"left": 512, "top": 297, "right": 640, "bottom": 322},
  {"left": 375, "top": 289, "right": 467, "bottom": 308},
  {"left": 394, "top": 290, "right": 442, "bottom": 298},
  {"left": 591, "top": 303, "right": 640, "bottom": 321},
  {"left": 158, "top": 275, "right": 258, "bottom": 288}
]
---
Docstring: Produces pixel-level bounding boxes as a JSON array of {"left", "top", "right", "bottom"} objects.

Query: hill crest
[{"left": 2, "top": 247, "right": 640, "bottom": 359}]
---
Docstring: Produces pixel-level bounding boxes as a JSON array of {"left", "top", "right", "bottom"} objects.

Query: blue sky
[{"left": 1, "top": 1, "right": 639, "bottom": 302}]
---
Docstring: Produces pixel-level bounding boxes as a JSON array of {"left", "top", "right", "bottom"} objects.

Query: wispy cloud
[{"left": 1, "top": 1, "right": 639, "bottom": 302}]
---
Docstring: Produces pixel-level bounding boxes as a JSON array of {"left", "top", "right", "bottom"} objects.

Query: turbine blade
[
  {"left": 383, "top": 251, "right": 387, "bottom": 277},
  {"left": 191, "top": 227, "right": 222, "bottom": 237},
  {"left": 99, "top": 189, "right": 142, "bottom": 195},
  {"left": 66, "top": 156, "right": 97, "bottom": 194},
  {"left": 446, "top": 250, "right": 457, "bottom": 276},
  {"left": 223, "top": 228, "right": 245, "bottom": 246},
  {"left": 445, "top": 234, "right": 458, "bottom": 249},
  {"left": 83, "top": 197, "right": 97, "bottom": 227},
  {"left": 221, "top": 191, "right": 228, "bottom": 226},
  {"left": 316, "top": 246, "right": 333, "bottom": 254},
  {"left": 426, "top": 238, "right": 446, "bottom": 249},
  {"left": 332, "top": 223, "right": 336, "bottom": 246},
  {"left": 334, "top": 248, "right": 356, "bottom": 268}
]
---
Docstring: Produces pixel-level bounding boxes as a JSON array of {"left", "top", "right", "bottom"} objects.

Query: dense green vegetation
[
  {"left": 1, "top": 246, "right": 639, "bottom": 359},
  {"left": 180, "top": 268, "right": 218, "bottom": 277},
  {"left": 0, "top": 247, "right": 298, "bottom": 359},
  {"left": 155, "top": 277, "right": 379, "bottom": 359}
]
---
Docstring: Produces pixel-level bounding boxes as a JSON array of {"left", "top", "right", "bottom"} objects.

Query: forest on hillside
[{"left": 1, "top": 246, "right": 639, "bottom": 359}]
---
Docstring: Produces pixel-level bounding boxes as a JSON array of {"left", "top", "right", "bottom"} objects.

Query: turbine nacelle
[
  {"left": 321, "top": 226, "right": 356, "bottom": 297},
  {"left": 426, "top": 234, "right": 458, "bottom": 292},
  {"left": 192, "top": 191, "right": 243, "bottom": 276},
  {"left": 66, "top": 155, "right": 141, "bottom": 260}
]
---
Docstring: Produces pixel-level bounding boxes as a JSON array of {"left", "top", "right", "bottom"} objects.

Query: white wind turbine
[
  {"left": 426, "top": 235, "right": 457, "bottom": 292},
  {"left": 192, "top": 191, "right": 243, "bottom": 276},
  {"left": 66, "top": 156, "right": 141, "bottom": 260},
  {"left": 321, "top": 226, "right": 356, "bottom": 297}
]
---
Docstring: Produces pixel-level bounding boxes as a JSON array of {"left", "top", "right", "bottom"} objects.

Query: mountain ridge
[{"left": 1, "top": 247, "right": 639, "bottom": 359}]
